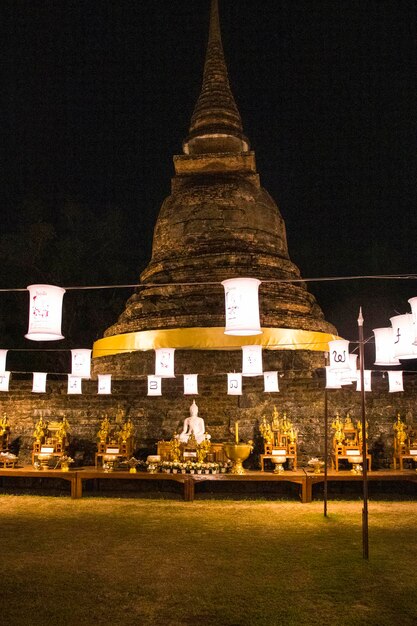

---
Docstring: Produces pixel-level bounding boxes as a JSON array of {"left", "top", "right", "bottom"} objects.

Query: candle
[{"left": 235, "top": 421, "right": 239, "bottom": 444}]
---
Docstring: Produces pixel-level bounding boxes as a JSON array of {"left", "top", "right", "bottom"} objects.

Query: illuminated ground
[{"left": 2, "top": 497, "right": 416, "bottom": 625}]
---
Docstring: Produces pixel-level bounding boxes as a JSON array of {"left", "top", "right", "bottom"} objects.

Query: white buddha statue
[{"left": 178, "top": 400, "right": 209, "bottom": 445}]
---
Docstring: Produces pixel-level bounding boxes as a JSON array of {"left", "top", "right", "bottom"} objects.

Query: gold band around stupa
[{"left": 92, "top": 327, "right": 340, "bottom": 358}]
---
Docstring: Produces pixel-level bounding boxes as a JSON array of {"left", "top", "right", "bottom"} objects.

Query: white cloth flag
[
  {"left": 32, "top": 372, "right": 47, "bottom": 393},
  {"left": 71, "top": 349, "right": 92, "bottom": 378},
  {"left": 183, "top": 374, "right": 198, "bottom": 395},
  {"left": 97, "top": 374, "right": 112, "bottom": 395},
  {"left": 263, "top": 371, "right": 279, "bottom": 392},
  {"left": 388, "top": 370, "right": 404, "bottom": 393},
  {"left": 67, "top": 375, "right": 82, "bottom": 395},
  {"left": 147, "top": 375, "right": 162, "bottom": 396},
  {"left": 356, "top": 370, "right": 372, "bottom": 392},
  {"left": 227, "top": 373, "right": 242, "bottom": 395},
  {"left": 0, "top": 371, "right": 10, "bottom": 392}
]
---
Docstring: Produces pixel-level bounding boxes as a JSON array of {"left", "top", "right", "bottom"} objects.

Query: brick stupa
[{"left": 93, "top": 0, "right": 337, "bottom": 377}]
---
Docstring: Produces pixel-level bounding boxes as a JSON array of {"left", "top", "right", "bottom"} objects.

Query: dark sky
[{"left": 3, "top": 0, "right": 417, "bottom": 345}]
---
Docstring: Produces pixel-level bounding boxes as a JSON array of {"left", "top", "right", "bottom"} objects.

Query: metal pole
[
  {"left": 358, "top": 307, "right": 369, "bottom": 559},
  {"left": 324, "top": 385, "right": 328, "bottom": 517}
]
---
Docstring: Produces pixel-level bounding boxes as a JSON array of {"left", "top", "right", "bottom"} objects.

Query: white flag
[
  {"left": 183, "top": 374, "right": 198, "bottom": 395},
  {"left": 227, "top": 373, "right": 242, "bottom": 395},
  {"left": 97, "top": 374, "right": 112, "bottom": 395},
  {"left": 388, "top": 370, "right": 404, "bottom": 393},
  {"left": 32, "top": 372, "right": 47, "bottom": 393},
  {"left": 0, "top": 371, "right": 10, "bottom": 392},
  {"left": 147, "top": 375, "right": 162, "bottom": 396},
  {"left": 264, "top": 371, "right": 279, "bottom": 392},
  {"left": 67, "top": 375, "right": 82, "bottom": 395}
]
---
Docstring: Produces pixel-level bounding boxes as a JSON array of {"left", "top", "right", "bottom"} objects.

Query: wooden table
[
  {"left": 189, "top": 470, "right": 308, "bottom": 502},
  {"left": 0, "top": 466, "right": 78, "bottom": 498},
  {"left": 304, "top": 469, "right": 417, "bottom": 503},
  {"left": 74, "top": 468, "right": 194, "bottom": 501}
]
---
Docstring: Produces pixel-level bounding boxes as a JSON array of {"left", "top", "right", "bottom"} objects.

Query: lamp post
[
  {"left": 358, "top": 307, "right": 369, "bottom": 560},
  {"left": 323, "top": 353, "right": 329, "bottom": 518}
]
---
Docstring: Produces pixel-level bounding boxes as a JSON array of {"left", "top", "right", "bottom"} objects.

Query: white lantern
[
  {"left": 264, "top": 371, "right": 279, "bottom": 392},
  {"left": 0, "top": 350, "right": 8, "bottom": 373},
  {"left": 227, "top": 373, "right": 242, "bottom": 395},
  {"left": 97, "top": 374, "right": 112, "bottom": 395},
  {"left": 67, "top": 375, "right": 82, "bottom": 395},
  {"left": 25, "top": 284, "right": 65, "bottom": 341},
  {"left": 390, "top": 314, "right": 417, "bottom": 359},
  {"left": 147, "top": 375, "right": 162, "bottom": 396},
  {"left": 242, "top": 345, "right": 263, "bottom": 376},
  {"left": 183, "top": 374, "right": 198, "bottom": 395},
  {"left": 222, "top": 278, "right": 262, "bottom": 336},
  {"left": 325, "top": 366, "right": 342, "bottom": 389},
  {"left": 356, "top": 370, "right": 372, "bottom": 392},
  {"left": 32, "top": 372, "right": 47, "bottom": 393},
  {"left": 328, "top": 339, "right": 350, "bottom": 371},
  {"left": 0, "top": 371, "right": 10, "bottom": 392},
  {"left": 408, "top": 297, "right": 417, "bottom": 344},
  {"left": 373, "top": 327, "right": 401, "bottom": 365},
  {"left": 71, "top": 349, "right": 92, "bottom": 378},
  {"left": 388, "top": 370, "right": 404, "bottom": 393},
  {"left": 155, "top": 348, "right": 175, "bottom": 378}
]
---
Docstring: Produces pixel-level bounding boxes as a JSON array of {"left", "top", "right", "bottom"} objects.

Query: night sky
[{"left": 3, "top": 0, "right": 417, "bottom": 353}]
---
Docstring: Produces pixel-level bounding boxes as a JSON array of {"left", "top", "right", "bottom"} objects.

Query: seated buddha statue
[{"left": 178, "top": 400, "right": 209, "bottom": 445}]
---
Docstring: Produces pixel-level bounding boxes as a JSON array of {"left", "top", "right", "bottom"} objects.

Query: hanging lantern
[
  {"left": 155, "top": 348, "right": 175, "bottom": 378},
  {"left": 25, "top": 284, "right": 66, "bottom": 341},
  {"left": 0, "top": 371, "right": 10, "bottom": 392},
  {"left": 390, "top": 314, "right": 417, "bottom": 359},
  {"left": 264, "top": 371, "right": 279, "bottom": 393},
  {"left": 373, "top": 327, "right": 401, "bottom": 365},
  {"left": 32, "top": 372, "right": 47, "bottom": 393},
  {"left": 242, "top": 345, "right": 263, "bottom": 376},
  {"left": 325, "top": 366, "right": 342, "bottom": 389},
  {"left": 183, "top": 374, "right": 198, "bottom": 395},
  {"left": 147, "top": 375, "right": 162, "bottom": 396},
  {"left": 71, "top": 349, "right": 92, "bottom": 378},
  {"left": 222, "top": 278, "right": 262, "bottom": 336},
  {"left": 388, "top": 370, "right": 404, "bottom": 393},
  {"left": 328, "top": 339, "right": 350, "bottom": 371},
  {"left": 67, "top": 375, "right": 82, "bottom": 395},
  {"left": 97, "top": 374, "right": 112, "bottom": 395},
  {"left": 408, "top": 297, "right": 417, "bottom": 344},
  {"left": 0, "top": 350, "right": 8, "bottom": 373},
  {"left": 227, "top": 373, "right": 242, "bottom": 395},
  {"left": 356, "top": 370, "right": 372, "bottom": 392}
]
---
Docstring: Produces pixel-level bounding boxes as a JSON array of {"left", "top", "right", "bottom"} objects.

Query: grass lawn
[{"left": 1, "top": 496, "right": 416, "bottom": 626}]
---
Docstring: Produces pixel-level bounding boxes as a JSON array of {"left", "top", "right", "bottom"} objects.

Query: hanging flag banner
[
  {"left": 339, "top": 354, "right": 358, "bottom": 385},
  {"left": 408, "top": 296, "right": 417, "bottom": 345},
  {"left": 183, "top": 374, "right": 198, "bottom": 395},
  {"left": 222, "top": 277, "right": 262, "bottom": 336},
  {"left": 147, "top": 375, "right": 162, "bottom": 396},
  {"left": 67, "top": 375, "right": 82, "bottom": 395},
  {"left": 0, "top": 371, "right": 10, "bottom": 392},
  {"left": 0, "top": 350, "right": 8, "bottom": 373},
  {"left": 155, "top": 348, "right": 175, "bottom": 378},
  {"left": 325, "top": 366, "right": 342, "bottom": 389},
  {"left": 242, "top": 345, "right": 263, "bottom": 376},
  {"left": 356, "top": 370, "right": 372, "bottom": 392},
  {"left": 373, "top": 327, "right": 401, "bottom": 366},
  {"left": 227, "top": 373, "right": 242, "bottom": 395},
  {"left": 71, "top": 349, "right": 92, "bottom": 378},
  {"left": 25, "top": 284, "right": 66, "bottom": 341},
  {"left": 388, "top": 370, "right": 404, "bottom": 393},
  {"left": 328, "top": 339, "right": 350, "bottom": 371},
  {"left": 263, "top": 371, "right": 279, "bottom": 392},
  {"left": 97, "top": 374, "right": 112, "bottom": 395},
  {"left": 32, "top": 372, "right": 47, "bottom": 393}
]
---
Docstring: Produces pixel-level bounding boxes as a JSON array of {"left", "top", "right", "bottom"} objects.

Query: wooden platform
[{"left": 0, "top": 466, "right": 416, "bottom": 502}]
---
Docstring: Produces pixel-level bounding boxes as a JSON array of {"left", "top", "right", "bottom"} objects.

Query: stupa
[{"left": 93, "top": 0, "right": 337, "bottom": 376}]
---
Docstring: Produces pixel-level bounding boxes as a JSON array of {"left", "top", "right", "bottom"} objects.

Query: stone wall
[{"left": 2, "top": 349, "right": 416, "bottom": 469}]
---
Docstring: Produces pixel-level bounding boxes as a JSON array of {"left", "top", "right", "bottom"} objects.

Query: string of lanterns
[{"left": 1, "top": 279, "right": 417, "bottom": 397}]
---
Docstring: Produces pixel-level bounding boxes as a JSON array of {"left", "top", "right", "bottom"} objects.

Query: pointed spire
[{"left": 183, "top": 0, "right": 249, "bottom": 155}]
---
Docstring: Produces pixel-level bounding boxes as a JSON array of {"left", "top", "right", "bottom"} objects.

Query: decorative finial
[
  {"left": 358, "top": 307, "right": 364, "bottom": 327},
  {"left": 183, "top": 0, "right": 249, "bottom": 155}
]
